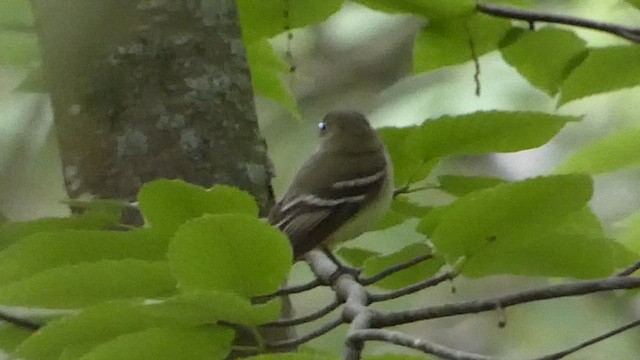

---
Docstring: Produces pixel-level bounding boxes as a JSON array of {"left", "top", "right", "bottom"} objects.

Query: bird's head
[{"left": 317, "top": 111, "right": 381, "bottom": 153}]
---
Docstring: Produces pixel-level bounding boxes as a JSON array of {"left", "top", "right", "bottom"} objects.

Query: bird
[{"left": 269, "top": 110, "right": 394, "bottom": 260}]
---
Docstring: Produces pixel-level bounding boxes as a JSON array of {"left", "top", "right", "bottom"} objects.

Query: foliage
[
  {"left": 556, "top": 126, "right": 640, "bottom": 175},
  {"left": 1, "top": 0, "right": 640, "bottom": 359},
  {"left": 0, "top": 0, "right": 41, "bottom": 90},
  {"left": 1, "top": 180, "right": 292, "bottom": 359}
]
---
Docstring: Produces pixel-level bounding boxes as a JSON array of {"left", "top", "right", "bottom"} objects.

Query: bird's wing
[{"left": 269, "top": 150, "right": 388, "bottom": 259}]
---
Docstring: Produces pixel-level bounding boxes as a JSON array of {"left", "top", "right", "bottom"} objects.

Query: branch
[
  {"left": 344, "top": 311, "right": 376, "bottom": 360},
  {"left": 393, "top": 184, "right": 438, "bottom": 197},
  {"left": 477, "top": 3, "right": 640, "bottom": 43},
  {"left": 373, "top": 276, "right": 640, "bottom": 328},
  {"left": 350, "top": 329, "right": 496, "bottom": 360},
  {"left": 464, "top": 20, "right": 482, "bottom": 96},
  {"left": 265, "top": 317, "right": 344, "bottom": 350},
  {"left": 0, "top": 311, "right": 42, "bottom": 331},
  {"left": 257, "top": 249, "right": 640, "bottom": 358},
  {"left": 262, "top": 298, "right": 340, "bottom": 327},
  {"left": 369, "top": 268, "right": 459, "bottom": 303},
  {"left": 359, "top": 254, "right": 434, "bottom": 286},
  {"left": 303, "top": 250, "right": 375, "bottom": 360},
  {"left": 253, "top": 278, "right": 322, "bottom": 302},
  {"left": 350, "top": 319, "right": 640, "bottom": 360},
  {"left": 616, "top": 260, "right": 640, "bottom": 277},
  {"left": 532, "top": 318, "right": 640, "bottom": 360}
]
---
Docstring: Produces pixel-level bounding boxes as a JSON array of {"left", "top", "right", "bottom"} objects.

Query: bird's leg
[{"left": 321, "top": 246, "right": 361, "bottom": 277}]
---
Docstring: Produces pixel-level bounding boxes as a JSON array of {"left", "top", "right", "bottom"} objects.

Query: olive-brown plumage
[{"left": 269, "top": 111, "right": 393, "bottom": 260}]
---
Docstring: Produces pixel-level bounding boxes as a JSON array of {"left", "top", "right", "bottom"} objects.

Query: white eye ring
[{"left": 318, "top": 122, "right": 327, "bottom": 131}]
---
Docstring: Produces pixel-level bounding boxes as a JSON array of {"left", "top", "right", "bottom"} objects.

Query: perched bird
[{"left": 269, "top": 110, "right": 394, "bottom": 260}]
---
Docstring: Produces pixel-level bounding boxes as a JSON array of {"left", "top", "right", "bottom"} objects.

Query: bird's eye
[{"left": 318, "top": 121, "right": 327, "bottom": 133}]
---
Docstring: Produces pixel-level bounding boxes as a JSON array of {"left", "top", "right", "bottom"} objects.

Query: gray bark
[
  {"left": 30, "top": 0, "right": 291, "bottom": 351},
  {"left": 31, "top": 0, "right": 274, "bottom": 219}
]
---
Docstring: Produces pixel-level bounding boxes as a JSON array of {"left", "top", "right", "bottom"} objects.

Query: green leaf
[
  {"left": 462, "top": 207, "right": 636, "bottom": 278},
  {"left": 246, "top": 39, "right": 299, "bottom": 118},
  {"left": 462, "top": 233, "right": 626, "bottom": 278},
  {"left": 16, "top": 298, "right": 246, "bottom": 360},
  {"left": 168, "top": 214, "right": 292, "bottom": 297},
  {"left": 414, "top": 14, "right": 511, "bottom": 73},
  {"left": 392, "top": 196, "right": 432, "bottom": 218},
  {"left": 63, "top": 198, "right": 129, "bottom": 219},
  {"left": 355, "top": 0, "right": 474, "bottom": 19},
  {"left": 489, "top": 0, "right": 532, "bottom": 5},
  {"left": 555, "top": 207, "right": 605, "bottom": 239},
  {"left": 379, "top": 127, "right": 438, "bottom": 186},
  {"left": 627, "top": 0, "right": 640, "bottom": 10},
  {"left": 59, "top": 343, "right": 101, "bottom": 360},
  {"left": 559, "top": 46, "right": 640, "bottom": 106},
  {"left": 375, "top": 209, "right": 410, "bottom": 231},
  {"left": 406, "top": 111, "right": 579, "bottom": 163},
  {"left": 617, "top": 212, "right": 640, "bottom": 254},
  {"left": 0, "top": 228, "right": 168, "bottom": 286},
  {"left": 438, "top": 175, "right": 506, "bottom": 196},
  {"left": 362, "top": 244, "right": 444, "bottom": 289},
  {"left": 0, "top": 260, "right": 175, "bottom": 308},
  {"left": 556, "top": 127, "right": 640, "bottom": 175},
  {"left": 375, "top": 197, "right": 432, "bottom": 230},
  {"left": 238, "top": 0, "right": 343, "bottom": 43},
  {"left": 612, "top": 242, "right": 640, "bottom": 271},
  {"left": 15, "top": 301, "right": 174, "bottom": 360},
  {"left": 418, "top": 175, "right": 593, "bottom": 260},
  {"left": 0, "top": 212, "right": 121, "bottom": 251},
  {"left": 416, "top": 205, "right": 448, "bottom": 238},
  {"left": 422, "top": 181, "right": 630, "bottom": 278},
  {"left": 0, "top": 30, "right": 39, "bottom": 66},
  {"left": 138, "top": 179, "right": 258, "bottom": 234},
  {"left": 336, "top": 247, "right": 380, "bottom": 267},
  {"left": 500, "top": 28, "right": 587, "bottom": 96},
  {"left": 15, "top": 65, "right": 46, "bottom": 92},
  {"left": 77, "top": 326, "right": 234, "bottom": 360},
  {"left": 0, "top": 0, "right": 33, "bottom": 27},
  {"left": 0, "top": 323, "right": 32, "bottom": 353},
  {"left": 141, "top": 290, "right": 280, "bottom": 326}
]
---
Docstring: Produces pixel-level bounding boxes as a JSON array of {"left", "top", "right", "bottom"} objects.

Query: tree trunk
[
  {"left": 31, "top": 0, "right": 274, "bottom": 220},
  {"left": 31, "top": 0, "right": 292, "bottom": 350}
]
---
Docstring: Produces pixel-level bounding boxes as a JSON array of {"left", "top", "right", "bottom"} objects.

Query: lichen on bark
[{"left": 33, "top": 0, "right": 274, "bottom": 215}]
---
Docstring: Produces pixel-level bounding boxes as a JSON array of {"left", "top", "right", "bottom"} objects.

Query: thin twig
[
  {"left": 253, "top": 278, "right": 322, "bottom": 301},
  {"left": 616, "top": 260, "right": 640, "bottom": 277},
  {"left": 464, "top": 20, "right": 481, "bottom": 96},
  {"left": 262, "top": 298, "right": 340, "bottom": 327},
  {"left": 350, "top": 329, "right": 496, "bottom": 360},
  {"left": 359, "top": 254, "right": 434, "bottom": 286},
  {"left": 265, "top": 317, "right": 343, "bottom": 350},
  {"left": 532, "top": 318, "right": 640, "bottom": 360},
  {"left": 351, "top": 318, "right": 640, "bottom": 360},
  {"left": 0, "top": 311, "right": 42, "bottom": 331},
  {"left": 230, "top": 345, "right": 260, "bottom": 354},
  {"left": 393, "top": 184, "right": 438, "bottom": 197},
  {"left": 374, "top": 276, "right": 640, "bottom": 327},
  {"left": 495, "top": 301, "right": 507, "bottom": 328},
  {"left": 477, "top": 3, "right": 640, "bottom": 43},
  {"left": 369, "top": 269, "right": 459, "bottom": 303}
]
